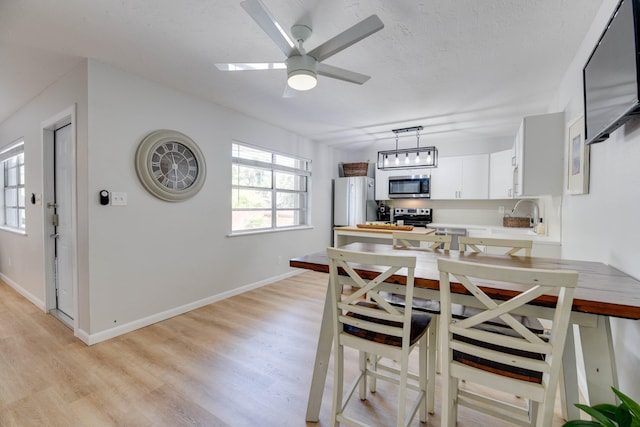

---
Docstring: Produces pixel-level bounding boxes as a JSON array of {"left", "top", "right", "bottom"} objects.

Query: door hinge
[{"left": 52, "top": 213, "right": 59, "bottom": 227}]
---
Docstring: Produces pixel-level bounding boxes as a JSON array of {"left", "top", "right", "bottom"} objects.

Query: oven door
[{"left": 388, "top": 176, "right": 430, "bottom": 198}]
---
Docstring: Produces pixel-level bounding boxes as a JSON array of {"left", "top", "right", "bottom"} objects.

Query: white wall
[
  {"left": 0, "top": 59, "right": 334, "bottom": 343},
  {"left": 550, "top": 0, "right": 640, "bottom": 401},
  {"left": 0, "top": 61, "right": 88, "bottom": 312},
  {"left": 84, "top": 60, "right": 334, "bottom": 339}
]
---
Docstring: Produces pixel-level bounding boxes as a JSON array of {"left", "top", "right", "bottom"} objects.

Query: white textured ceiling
[{"left": 0, "top": 0, "right": 603, "bottom": 150}]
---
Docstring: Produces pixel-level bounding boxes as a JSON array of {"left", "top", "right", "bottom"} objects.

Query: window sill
[
  {"left": 227, "top": 225, "right": 314, "bottom": 237},
  {"left": 0, "top": 226, "right": 26, "bottom": 236}
]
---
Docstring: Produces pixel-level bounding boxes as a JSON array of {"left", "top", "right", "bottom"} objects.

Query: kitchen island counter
[{"left": 333, "top": 225, "right": 435, "bottom": 247}]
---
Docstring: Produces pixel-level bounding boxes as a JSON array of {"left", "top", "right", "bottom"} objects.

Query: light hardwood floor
[{"left": 0, "top": 271, "right": 571, "bottom": 426}]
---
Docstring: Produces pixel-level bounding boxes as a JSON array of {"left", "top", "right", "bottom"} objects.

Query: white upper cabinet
[
  {"left": 513, "top": 112, "right": 564, "bottom": 197},
  {"left": 374, "top": 168, "right": 393, "bottom": 200},
  {"left": 431, "top": 154, "right": 489, "bottom": 199},
  {"left": 489, "top": 148, "right": 514, "bottom": 199}
]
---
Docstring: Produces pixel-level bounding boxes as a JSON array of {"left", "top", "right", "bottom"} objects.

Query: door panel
[{"left": 54, "top": 124, "right": 74, "bottom": 318}]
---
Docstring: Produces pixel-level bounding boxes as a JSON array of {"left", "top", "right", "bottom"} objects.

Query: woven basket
[
  {"left": 342, "top": 162, "right": 369, "bottom": 177},
  {"left": 503, "top": 216, "right": 532, "bottom": 228}
]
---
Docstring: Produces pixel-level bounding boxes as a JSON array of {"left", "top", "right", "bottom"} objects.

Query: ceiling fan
[{"left": 215, "top": 0, "right": 384, "bottom": 94}]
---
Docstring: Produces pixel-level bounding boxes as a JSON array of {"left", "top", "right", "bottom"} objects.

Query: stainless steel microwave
[{"left": 388, "top": 175, "right": 430, "bottom": 198}]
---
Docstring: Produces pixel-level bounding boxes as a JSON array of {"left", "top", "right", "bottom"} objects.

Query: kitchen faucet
[{"left": 511, "top": 199, "right": 539, "bottom": 227}]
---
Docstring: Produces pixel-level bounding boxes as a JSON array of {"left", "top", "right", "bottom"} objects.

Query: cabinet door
[
  {"left": 430, "top": 157, "right": 462, "bottom": 199},
  {"left": 460, "top": 154, "right": 489, "bottom": 199},
  {"left": 374, "top": 168, "right": 392, "bottom": 200},
  {"left": 512, "top": 113, "right": 564, "bottom": 197},
  {"left": 490, "top": 149, "right": 513, "bottom": 199}
]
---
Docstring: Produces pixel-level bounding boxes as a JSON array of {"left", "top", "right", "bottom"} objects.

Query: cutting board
[{"left": 356, "top": 223, "right": 414, "bottom": 231}]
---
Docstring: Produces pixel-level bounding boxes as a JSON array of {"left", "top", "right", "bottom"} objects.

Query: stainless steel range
[{"left": 393, "top": 208, "right": 433, "bottom": 227}]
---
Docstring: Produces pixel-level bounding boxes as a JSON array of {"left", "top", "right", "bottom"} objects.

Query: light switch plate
[{"left": 111, "top": 192, "right": 127, "bottom": 206}]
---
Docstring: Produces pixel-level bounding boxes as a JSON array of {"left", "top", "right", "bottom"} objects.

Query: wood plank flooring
[{"left": 0, "top": 272, "right": 573, "bottom": 426}]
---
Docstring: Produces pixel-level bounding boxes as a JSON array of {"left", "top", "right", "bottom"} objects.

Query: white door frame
[{"left": 41, "top": 104, "right": 79, "bottom": 334}]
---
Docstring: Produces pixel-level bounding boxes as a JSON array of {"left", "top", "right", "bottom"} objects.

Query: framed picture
[{"left": 567, "top": 116, "right": 590, "bottom": 195}]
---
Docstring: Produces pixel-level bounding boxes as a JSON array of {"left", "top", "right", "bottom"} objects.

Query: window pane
[
  {"left": 6, "top": 167, "right": 17, "bottom": 186},
  {"left": 232, "top": 188, "right": 272, "bottom": 208},
  {"left": 5, "top": 188, "right": 16, "bottom": 206},
  {"left": 233, "top": 165, "right": 272, "bottom": 188},
  {"left": 276, "top": 210, "right": 304, "bottom": 227},
  {"left": 275, "top": 172, "right": 306, "bottom": 191},
  {"left": 276, "top": 192, "right": 306, "bottom": 209},
  {"left": 19, "top": 209, "right": 25, "bottom": 229},
  {"left": 274, "top": 154, "right": 309, "bottom": 171},
  {"left": 18, "top": 188, "right": 25, "bottom": 207},
  {"left": 18, "top": 164, "right": 25, "bottom": 184},
  {"left": 5, "top": 208, "right": 17, "bottom": 227},
  {"left": 233, "top": 210, "right": 272, "bottom": 231},
  {"left": 232, "top": 143, "right": 272, "bottom": 163}
]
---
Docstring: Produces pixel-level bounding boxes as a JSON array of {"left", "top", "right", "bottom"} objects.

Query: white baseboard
[
  {"left": 0, "top": 273, "right": 46, "bottom": 311},
  {"left": 84, "top": 269, "right": 304, "bottom": 345}
]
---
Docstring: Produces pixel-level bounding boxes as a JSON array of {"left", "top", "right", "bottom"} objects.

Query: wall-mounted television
[{"left": 583, "top": 0, "right": 640, "bottom": 144}]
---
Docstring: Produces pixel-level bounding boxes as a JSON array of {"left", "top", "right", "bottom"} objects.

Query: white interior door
[{"left": 54, "top": 124, "right": 74, "bottom": 318}]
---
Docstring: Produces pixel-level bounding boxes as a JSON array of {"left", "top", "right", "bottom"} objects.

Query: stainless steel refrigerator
[{"left": 333, "top": 176, "right": 376, "bottom": 226}]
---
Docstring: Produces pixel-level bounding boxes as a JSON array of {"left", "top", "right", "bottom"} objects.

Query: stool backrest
[
  {"left": 459, "top": 236, "right": 532, "bottom": 257},
  {"left": 392, "top": 231, "right": 452, "bottom": 251}
]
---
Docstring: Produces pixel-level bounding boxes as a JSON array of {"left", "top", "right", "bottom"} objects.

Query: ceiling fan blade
[
  {"left": 282, "top": 84, "right": 298, "bottom": 98},
  {"left": 215, "top": 62, "right": 286, "bottom": 71},
  {"left": 240, "top": 0, "right": 297, "bottom": 57},
  {"left": 317, "top": 63, "right": 371, "bottom": 85},
  {"left": 307, "top": 15, "right": 384, "bottom": 62}
]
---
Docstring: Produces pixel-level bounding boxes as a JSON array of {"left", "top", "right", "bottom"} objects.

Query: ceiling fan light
[
  {"left": 288, "top": 71, "right": 317, "bottom": 91},
  {"left": 286, "top": 55, "right": 318, "bottom": 91}
]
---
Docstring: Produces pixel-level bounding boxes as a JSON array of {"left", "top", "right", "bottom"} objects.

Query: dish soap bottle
[{"left": 535, "top": 218, "right": 545, "bottom": 234}]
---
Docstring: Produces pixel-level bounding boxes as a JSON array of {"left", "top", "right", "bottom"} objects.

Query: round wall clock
[{"left": 135, "top": 129, "right": 207, "bottom": 202}]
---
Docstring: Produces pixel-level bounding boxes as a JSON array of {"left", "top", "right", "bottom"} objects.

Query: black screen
[{"left": 584, "top": 0, "right": 640, "bottom": 144}]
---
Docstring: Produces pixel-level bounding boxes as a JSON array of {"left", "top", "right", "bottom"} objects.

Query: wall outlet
[
  {"left": 111, "top": 192, "right": 127, "bottom": 206},
  {"left": 498, "top": 206, "right": 505, "bottom": 214}
]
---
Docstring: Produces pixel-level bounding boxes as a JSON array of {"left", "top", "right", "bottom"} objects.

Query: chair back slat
[
  {"left": 392, "top": 231, "right": 452, "bottom": 251},
  {"left": 450, "top": 340, "right": 551, "bottom": 374},
  {"left": 459, "top": 236, "right": 532, "bottom": 257}
]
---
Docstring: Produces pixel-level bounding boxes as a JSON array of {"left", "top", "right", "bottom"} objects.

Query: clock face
[
  {"left": 151, "top": 142, "right": 198, "bottom": 191},
  {"left": 136, "top": 130, "right": 206, "bottom": 202}
]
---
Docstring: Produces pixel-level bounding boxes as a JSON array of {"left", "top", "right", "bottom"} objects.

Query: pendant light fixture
[{"left": 377, "top": 126, "right": 438, "bottom": 170}]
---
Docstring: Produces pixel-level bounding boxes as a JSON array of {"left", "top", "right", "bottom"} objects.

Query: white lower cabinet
[{"left": 430, "top": 154, "right": 489, "bottom": 199}]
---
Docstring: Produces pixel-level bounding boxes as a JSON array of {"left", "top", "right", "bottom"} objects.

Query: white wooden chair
[
  {"left": 326, "top": 247, "right": 435, "bottom": 427},
  {"left": 437, "top": 258, "right": 578, "bottom": 427},
  {"left": 459, "top": 236, "right": 532, "bottom": 257},
  {"left": 387, "top": 232, "right": 453, "bottom": 382},
  {"left": 392, "top": 231, "right": 452, "bottom": 251}
]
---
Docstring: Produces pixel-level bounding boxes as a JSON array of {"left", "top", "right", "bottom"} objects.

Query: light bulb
[
  {"left": 395, "top": 154, "right": 399, "bottom": 165},
  {"left": 426, "top": 151, "right": 432, "bottom": 164},
  {"left": 405, "top": 153, "right": 410, "bottom": 164},
  {"left": 384, "top": 154, "right": 389, "bottom": 166},
  {"left": 415, "top": 152, "right": 421, "bottom": 164}
]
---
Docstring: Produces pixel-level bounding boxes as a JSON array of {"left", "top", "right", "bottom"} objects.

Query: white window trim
[
  {"left": 231, "top": 141, "right": 311, "bottom": 234},
  {"left": 1, "top": 139, "right": 26, "bottom": 233}
]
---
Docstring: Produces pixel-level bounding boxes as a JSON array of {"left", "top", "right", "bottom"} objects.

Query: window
[
  {"left": 232, "top": 141, "right": 311, "bottom": 233},
  {"left": 1, "top": 141, "right": 26, "bottom": 231}
]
